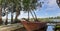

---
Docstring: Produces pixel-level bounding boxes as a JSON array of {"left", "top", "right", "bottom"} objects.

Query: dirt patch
[{"left": 12, "top": 27, "right": 27, "bottom": 31}]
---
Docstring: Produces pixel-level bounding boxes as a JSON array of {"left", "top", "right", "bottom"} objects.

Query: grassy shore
[{"left": 55, "top": 26, "right": 60, "bottom": 31}]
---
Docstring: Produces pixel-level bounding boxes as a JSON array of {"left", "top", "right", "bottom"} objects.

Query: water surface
[{"left": 47, "top": 26, "right": 55, "bottom": 31}]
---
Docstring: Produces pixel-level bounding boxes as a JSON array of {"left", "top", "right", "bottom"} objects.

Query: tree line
[{"left": 48, "top": 16, "right": 60, "bottom": 19}]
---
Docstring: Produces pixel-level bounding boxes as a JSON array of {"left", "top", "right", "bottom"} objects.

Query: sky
[{"left": 2, "top": 0, "right": 60, "bottom": 19}]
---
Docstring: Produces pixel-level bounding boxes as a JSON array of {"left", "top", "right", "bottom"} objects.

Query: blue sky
[
  {"left": 35, "top": 0, "right": 60, "bottom": 18},
  {"left": 2, "top": 0, "right": 60, "bottom": 19}
]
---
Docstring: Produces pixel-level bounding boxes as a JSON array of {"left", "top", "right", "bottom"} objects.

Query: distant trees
[{"left": 48, "top": 16, "right": 60, "bottom": 19}]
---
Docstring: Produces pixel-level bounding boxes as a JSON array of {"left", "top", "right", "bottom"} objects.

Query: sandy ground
[
  {"left": 13, "top": 27, "right": 27, "bottom": 31},
  {"left": 0, "top": 23, "right": 23, "bottom": 31}
]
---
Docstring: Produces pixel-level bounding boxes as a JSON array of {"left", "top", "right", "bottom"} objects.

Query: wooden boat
[
  {"left": 21, "top": 10, "right": 47, "bottom": 31},
  {"left": 21, "top": 21, "right": 47, "bottom": 31}
]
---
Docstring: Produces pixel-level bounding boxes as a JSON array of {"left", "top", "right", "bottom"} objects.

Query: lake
[
  {"left": 46, "top": 19, "right": 60, "bottom": 31},
  {"left": 47, "top": 23, "right": 56, "bottom": 31}
]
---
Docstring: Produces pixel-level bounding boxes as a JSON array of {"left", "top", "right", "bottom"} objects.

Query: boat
[
  {"left": 21, "top": 11, "right": 47, "bottom": 31},
  {"left": 21, "top": 21, "right": 47, "bottom": 31}
]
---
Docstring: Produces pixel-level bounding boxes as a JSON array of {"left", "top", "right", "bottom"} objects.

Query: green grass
[
  {"left": 55, "top": 26, "right": 60, "bottom": 31},
  {"left": 55, "top": 25, "right": 60, "bottom": 28}
]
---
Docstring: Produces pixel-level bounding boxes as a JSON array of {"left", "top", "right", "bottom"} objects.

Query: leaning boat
[
  {"left": 21, "top": 21, "right": 47, "bottom": 31},
  {"left": 21, "top": 10, "right": 47, "bottom": 31}
]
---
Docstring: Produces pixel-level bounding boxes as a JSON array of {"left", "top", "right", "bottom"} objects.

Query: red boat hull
[{"left": 21, "top": 21, "right": 47, "bottom": 31}]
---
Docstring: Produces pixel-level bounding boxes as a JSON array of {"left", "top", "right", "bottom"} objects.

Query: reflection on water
[{"left": 47, "top": 26, "right": 55, "bottom": 31}]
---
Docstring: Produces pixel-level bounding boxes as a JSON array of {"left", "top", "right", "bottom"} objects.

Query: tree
[
  {"left": 56, "top": 0, "right": 60, "bottom": 8},
  {"left": 1, "top": 0, "right": 10, "bottom": 25},
  {"left": 22, "top": 0, "right": 42, "bottom": 21},
  {"left": 1, "top": 0, "right": 21, "bottom": 23},
  {"left": 0, "top": 0, "right": 3, "bottom": 25},
  {"left": 1, "top": 0, "right": 22, "bottom": 23},
  {"left": 0, "top": 5, "right": 2, "bottom": 25},
  {"left": 1, "top": 0, "right": 42, "bottom": 23}
]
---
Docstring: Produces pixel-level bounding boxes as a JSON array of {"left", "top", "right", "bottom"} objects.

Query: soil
[{"left": 12, "top": 27, "right": 27, "bottom": 31}]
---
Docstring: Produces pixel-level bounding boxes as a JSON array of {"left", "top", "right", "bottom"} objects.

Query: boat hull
[{"left": 21, "top": 21, "right": 47, "bottom": 31}]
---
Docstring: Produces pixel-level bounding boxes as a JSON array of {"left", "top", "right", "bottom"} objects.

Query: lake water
[
  {"left": 47, "top": 26, "right": 55, "bottom": 31},
  {"left": 47, "top": 23, "right": 56, "bottom": 31},
  {"left": 46, "top": 19, "right": 60, "bottom": 31}
]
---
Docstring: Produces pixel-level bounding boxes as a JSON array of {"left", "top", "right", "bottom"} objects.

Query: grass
[
  {"left": 55, "top": 26, "right": 60, "bottom": 31},
  {"left": 56, "top": 25, "right": 60, "bottom": 28}
]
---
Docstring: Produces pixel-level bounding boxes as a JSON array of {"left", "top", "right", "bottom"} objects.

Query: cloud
[
  {"left": 57, "top": 13, "right": 60, "bottom": 16},
  {"left": 42, "top": 0, "right": 59, "bottom": 12},
  {"left": 47, "top": 0, "right": 56, "bottom": 5},
  {"left": 45, "top": 0, "right": 58, "bottom": 7}
]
